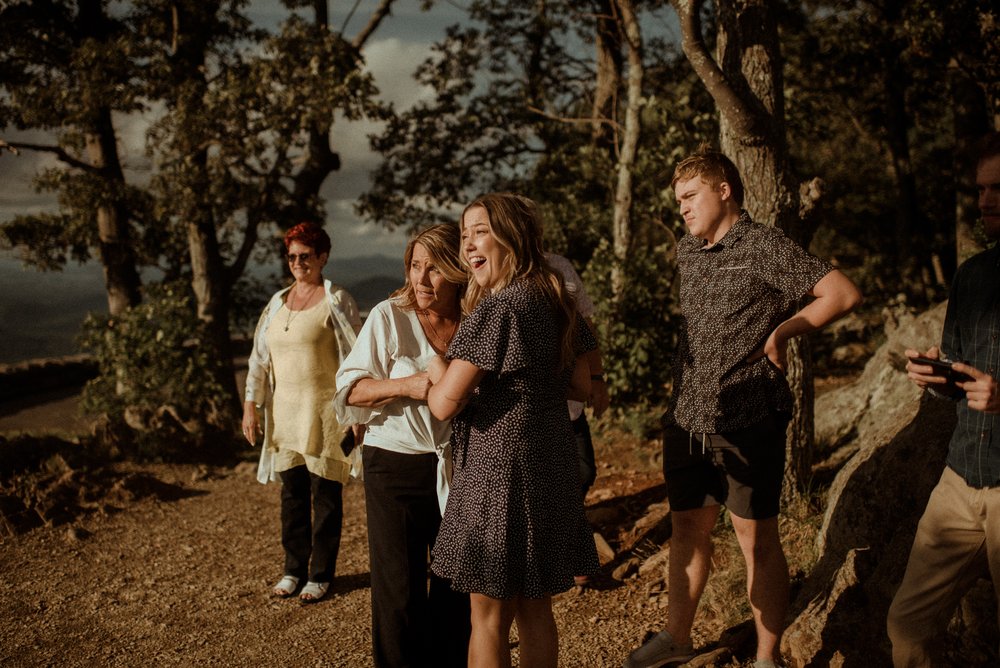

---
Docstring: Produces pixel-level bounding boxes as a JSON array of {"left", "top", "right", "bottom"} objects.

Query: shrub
[
  {"left": 585, "top": 238, "right": 679, "bottom": 415},
  {"left": 79, "top": 282, "right": 237, "bottom": 461}
]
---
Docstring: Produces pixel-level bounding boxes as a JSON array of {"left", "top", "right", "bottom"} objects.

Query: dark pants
[
  {"left": 364, "top": 446, "right": 470, "bottom": 668},
  {"left": 278, "top": 465, "right": 343, "bottom": 583},
  {"left": 573, "top": 413, "right": 597, "bottom": 496}
]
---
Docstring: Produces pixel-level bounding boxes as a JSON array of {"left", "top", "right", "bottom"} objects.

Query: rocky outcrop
[
  {"left": 813, "top": 303, "right": 946, "bottom": 455},
  {"left": 783, "top": 303, "right": 998, "bottom": 666}
]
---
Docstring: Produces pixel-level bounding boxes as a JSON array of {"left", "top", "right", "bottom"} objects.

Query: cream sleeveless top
[{"left": 266, "top": 299, "right": 349, "bottom": 482}]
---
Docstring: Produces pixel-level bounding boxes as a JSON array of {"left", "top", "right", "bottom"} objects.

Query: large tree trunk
[
  {"left": 610, "top": 0, "right": 643, "bottom": 300},
  {"left": 79, "top": 0, "right": 142, "bottom": 316},
  {"left": 674, "top": 0, "right": 815, "bottom": 498},
  {"left": 171, "top": 0, "right": 240, "bottom": 425},
  {"left": 287, "top": 0, "right": 396, "bottom": 228},
  {"left": 84, "top": 110, "right": 143, "bottom": 316},
  {"left": 591, "top": 0, "right": 622, "bottom": 150},
  {"left": 288, "top": 0, "right": 342, "bottom": 226}
]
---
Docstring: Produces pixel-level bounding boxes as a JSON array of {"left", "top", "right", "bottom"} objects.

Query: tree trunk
[
  {"left": 717, "top": 0, "right": 812, "bottom": 497},
  {"left": 288, "top": 0, "right": 342, "bottom": 226},
  {"left": 591, "top": 0, "right": 622, "bottom": 150},
  {"left": 610, "top": 0, "right": 643, "bottom": 300},
  {"left": 171, "top": 0, "right": 240, "bottom": 425},
  {"left": 951, "top": 66, "right": 991, "bottom": 266},
  {"left": 84, "top": 110, "right": 143, "bottom": 316},
  {"left": 882, "top": 57, "right": 933, "bottom": 296},
  {"left": 78, "top": 0, "right": 142, "bottom": 316}
]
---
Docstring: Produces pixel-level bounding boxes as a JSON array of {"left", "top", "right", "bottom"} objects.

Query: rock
[
  {"left": 814, "top": 302, "right": 944, "bottom": 453},
  {"left": 612, "top": 557, "right": 640, "bottom": 581},
  {"left": 586, "top": 505, "right": 623, "bottom": 526},
  {"left": 785, "top": 302, "right": 998, "bottom": 666},
  {"left": 638, "top": 547, "right": 669, "bottom": 578},
  {"left": 593, "top": 531, "right": 615, "bottom": 565}
]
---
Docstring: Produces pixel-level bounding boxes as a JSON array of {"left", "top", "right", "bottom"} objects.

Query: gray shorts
[{"left": 662, "top": 414, "right": 788, "bottom": 520}]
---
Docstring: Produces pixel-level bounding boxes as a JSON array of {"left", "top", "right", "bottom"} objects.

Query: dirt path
[{"left": 0, "top": 439, "right": 713, "bottom": 667}]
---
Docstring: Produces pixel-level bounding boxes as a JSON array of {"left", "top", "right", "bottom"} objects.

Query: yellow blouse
[{"left": 266, "top": 299, "right": 349, "bottom": 483}]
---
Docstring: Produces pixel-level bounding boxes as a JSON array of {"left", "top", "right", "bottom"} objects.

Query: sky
[
  {"left": 0, "top": 0, "right": 472, "bottom": 261},
  {"left": 0, "top": 0, "right": 474, "bottom": 362}
]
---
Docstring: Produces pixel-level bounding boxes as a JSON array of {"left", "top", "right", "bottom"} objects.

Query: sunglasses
[{"left": 287, "top": 252, "right": 313, "bottom": 264}]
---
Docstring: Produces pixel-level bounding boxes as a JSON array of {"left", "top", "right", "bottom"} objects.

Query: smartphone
[{"left": 910, "top": 356, "right": 974, "bottom": 384}]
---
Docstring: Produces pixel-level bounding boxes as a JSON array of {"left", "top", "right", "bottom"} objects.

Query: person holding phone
[{"left": 888, "top": 132, "right": 1000, "bottom": 667}]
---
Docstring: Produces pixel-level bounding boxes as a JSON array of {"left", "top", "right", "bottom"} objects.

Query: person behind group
[
  {"left": 887, "top": 133, "right": 1000, "bottom": 667},
  {"left": 427, "top": 193, "right": 599, "bottom": 667},
  {"left": 624, "top": 147, "right": 862, "bottom": 668},
  {"left": 334, "top": 224, "right": 471, "bottom": 667},
  {"left": 544, "top": 251, "right": 609, "bottom": 587},
  {"left": 242, "top": 221, "right": 362, "bottom": 604}
]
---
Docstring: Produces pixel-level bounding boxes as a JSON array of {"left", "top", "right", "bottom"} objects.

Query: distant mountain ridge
[
  {"left": 0, "top": 253, "right": 404, "bottom": 364},
  {"left": 333, "top": 254, "right": 402, "bottom": 313}
]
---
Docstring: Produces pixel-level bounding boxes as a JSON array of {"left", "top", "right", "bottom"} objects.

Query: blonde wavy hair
[
  {"left": 460, "top": 193, "right": 578, "bottom": 370},
  {"left": 391, "top": 223, "right": 466, "bottom": 311}
]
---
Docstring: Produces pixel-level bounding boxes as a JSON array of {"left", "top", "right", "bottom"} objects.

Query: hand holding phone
[{"left": 909, "top": 355, "right": 974, "bottom": 385}]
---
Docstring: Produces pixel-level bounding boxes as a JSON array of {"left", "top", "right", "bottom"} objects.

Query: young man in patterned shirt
[
  {"left": 887, "top": 133, "right": 1000, "bottom": 667},
  {"left": 624, "top": 147, "right": 862, "bottom": 668}
]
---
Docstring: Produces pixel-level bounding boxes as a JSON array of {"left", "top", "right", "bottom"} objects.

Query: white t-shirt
[{"left": 546, "top": 253, "right": 595, "bottom": 421}]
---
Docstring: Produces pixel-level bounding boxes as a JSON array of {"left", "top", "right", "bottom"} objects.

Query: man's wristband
[{"left": 591, "top": 374, "right": 605, "bottom": 382}]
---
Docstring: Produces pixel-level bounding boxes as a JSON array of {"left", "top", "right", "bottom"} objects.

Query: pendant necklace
[
  {"left": 420, "top": 310, "right": 457, "bottom": 350},
  {"left": 284, "top": 283, "right": 319, "bottom": 331}
]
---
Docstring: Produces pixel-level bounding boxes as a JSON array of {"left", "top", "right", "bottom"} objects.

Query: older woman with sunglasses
[{"left": 242, "top": 221, "right": 362, "bottom": 604}]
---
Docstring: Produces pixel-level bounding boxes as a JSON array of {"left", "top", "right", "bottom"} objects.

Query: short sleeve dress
[{"left": 430, "top": 278, "right": 599, "bottom": 599}]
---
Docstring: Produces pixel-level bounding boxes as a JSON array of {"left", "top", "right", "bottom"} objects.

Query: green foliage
[
  {"left": 79, "top": 283, "right": 237, "bottom": 460},
  {"left": 585, "top": 237, "right": 678, "bottom": 410},
  {"left": 783, "top": 0, "right": 999, "bottom": 305},
  {"left": 359, "top": 1, "right": 714, "bottom": 414}
]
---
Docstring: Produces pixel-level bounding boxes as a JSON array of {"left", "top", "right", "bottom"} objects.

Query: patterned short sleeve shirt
[{"left": 668, "top": 211, "right": 833, "bottom": 433}]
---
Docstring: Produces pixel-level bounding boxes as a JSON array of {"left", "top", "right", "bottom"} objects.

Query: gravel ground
[{"left": 0, "top": 442, "right": 736, "bottom": 668}]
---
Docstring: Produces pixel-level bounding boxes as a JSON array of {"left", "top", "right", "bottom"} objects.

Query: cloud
[
  {"left": 362, "top": 37, "right": 437, "bottom": 109},
  {"left": 324, "top": 197, "right": 409, "bottom": 260}
]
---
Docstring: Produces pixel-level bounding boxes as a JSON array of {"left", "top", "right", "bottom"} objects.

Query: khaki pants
[{"left": 887, "top": 466, "right": 1000, "bottom": 667}]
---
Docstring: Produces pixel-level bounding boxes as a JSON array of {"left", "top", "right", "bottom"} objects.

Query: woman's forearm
[{"left": 347, "top": 375, "right": 430, "bottom": 407}]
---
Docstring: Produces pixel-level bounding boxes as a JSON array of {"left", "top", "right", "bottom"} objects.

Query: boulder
[
  {"left": 784, "top": 302, "right": 998, "bottom": 666},
  {"left": 814, "top": 303, "right": 945, "bottom": 454}
]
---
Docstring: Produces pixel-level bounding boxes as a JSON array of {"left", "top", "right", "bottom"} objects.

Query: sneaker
[{"left": 623, "top": 630, "right": 695, "bottom": 668}]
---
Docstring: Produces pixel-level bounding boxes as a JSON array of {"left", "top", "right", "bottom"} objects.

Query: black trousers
[
  {"left": 278, "top": 465, "right": 343, "bottom": 582},
  {"left": 363, "top": 446, "right": 470, "bottom": 668},
  {"left": 573, "top": 413, "right": 597, "bottom": 496}
]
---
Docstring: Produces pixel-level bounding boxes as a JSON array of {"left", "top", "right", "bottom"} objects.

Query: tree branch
[
  {"left": 0, "top": 139, "right": 97, "bottom": 172},
  {"left": 351, "top": 0, "right": 396, "bottom": 50},
  {"left": 526, "top": 105, "right": 621, "bottom": 131},
  {"left": 670, "top": 0, "right": 756, "bottom": 137}
]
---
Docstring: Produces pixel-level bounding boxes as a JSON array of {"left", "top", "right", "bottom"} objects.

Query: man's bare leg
[
  {"left": 730, "top": 514, "right": 789, "bottom": 662},
  {"left": 665, "top": 505, "right": 721, "bottom": 644}
]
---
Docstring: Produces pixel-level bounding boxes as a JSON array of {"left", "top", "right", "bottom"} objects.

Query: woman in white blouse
[{"left": 335, "top": 224, "right": 470, "bottom": 667}]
